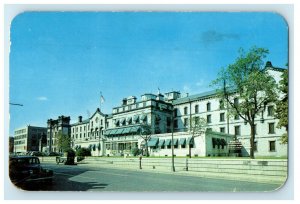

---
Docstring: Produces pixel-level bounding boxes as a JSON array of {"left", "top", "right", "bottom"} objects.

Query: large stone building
[
  {"left": 46, "top": 116, "right": 71, "bottom": 153},
  {"left": 60, "top": 62, "right": 288, "bottom": 157},
  {"left": 13, "top": 125, "right": 47, "bottom": 154}
]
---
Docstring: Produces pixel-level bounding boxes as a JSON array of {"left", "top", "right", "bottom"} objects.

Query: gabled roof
[{"left": 90, "top": 108, "right": 106, "bottom": 119}]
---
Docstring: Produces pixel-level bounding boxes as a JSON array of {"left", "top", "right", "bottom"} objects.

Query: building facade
[
  {"left": 13, "top": 125, "right": 47, "bottom": 154},
  {"left": 46, "top": 115, "right": 71, "bottom": 153},
  {"left": 71, "top": 108, "right": 107, "bottom": 156},
  {"left": 44, "top": 62, "right": 287, "bottom": 157}
]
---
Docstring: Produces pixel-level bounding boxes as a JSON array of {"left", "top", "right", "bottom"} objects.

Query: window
[
  {"left": 220, "top": 127, "right": 225, "bottom": 133},
  {"left": 184, "top": 107, "right": 188, "bottom": 115},
  {"left": 207, "top": 102, "right": 211, "bottom": 111},
  {"left": 206, "top": 128, "right": 212, "bottom": 132},
  {"left": 254, "top": 141, "right": 257, "bottom": 152},
  {"left": 220, "top": 113, "right": 225, "bottom": 122},
  {"left": 269, "top": 141, "right": 276, "bottom": 152},
  {"left": 84, "top": 126, "right": 86, "bottom": 131},
  {"left": 268, "top": 106, "right": 274, "bottom": 116},
  {"left": 80, "top": 127, "right": 82, "bottom": 132},
  {"left": 234, "top": 114, "right": 239, "bottom": 120},
  {"left": 195, "top": 105, "right": 199, "bottom": 114},
  {"left": 234, "top": 126, "right": 241, "bottom": 136},
  {"left": 269, "top": 123, "right": 275, "bottom": 134},
  {"left": 184, "top": 118, "right": 188, "bottom": 127},
  {"left": 167, "top": 117, "right": 171, "bottom": 126},
  {"left": 219, "top": 100, "right": 225, "bottom": 110},
  {"left": 194, "top": 116, "right": 199, "bottom": 124},
  {"left": 173, "top": 120, "right": 178, "bottom": 128},
  {"left": 101, "top": 119, "right": 103, "bottom": 125},
  {"left": 207, "top": 115, "right": 211, "bottom": 123},
  {"left": 72, "top": 128, "right": 74, "bottom": 133},
  {"left": 174, "top": 109, "right": 178, "bottom": 117}
]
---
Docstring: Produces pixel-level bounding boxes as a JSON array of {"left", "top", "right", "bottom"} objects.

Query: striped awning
[
  {"left": 179, "top": 138, "right": 186, "bottom": 145},
  {"left": 115, "top": 128, "right": 124, "bottom": 134},
  {"left": 122, "top": 127, "right": 131, "bottom": 134},
  {"left": 187, "top": 137, "right": 194, "bottom": 145},
  {"left": 172, "top": 138, "right": 178, "bottom": 146},
  {"left": 158, "top": 139, "right": 165, "bottom": 147},
  {"left": 165, "top": 139, "right": 171, "bottom": 146},
  {"left": 148, "top": 138, "right": 159, "bottom": 147}
]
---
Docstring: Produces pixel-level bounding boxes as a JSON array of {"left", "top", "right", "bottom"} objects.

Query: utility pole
[{"left": 171, "top": 108, "right": 175, "bottom": 172}]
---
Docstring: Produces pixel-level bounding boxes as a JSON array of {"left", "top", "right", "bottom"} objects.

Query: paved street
[{"left": 15, "top": 163, "right": 282, "bottom": 192}]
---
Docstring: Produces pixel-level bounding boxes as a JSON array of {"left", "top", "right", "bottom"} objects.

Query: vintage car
[{"left": 9, "top": 156, "right": 53, "bottom": 185}]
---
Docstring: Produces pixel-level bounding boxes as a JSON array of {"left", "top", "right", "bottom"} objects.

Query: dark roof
[
  {"left": 71, "top": 118, "right": 90, "bottom": 126},
  {"left": 172, "top": 90, "right": 218, "bottom": 105}
]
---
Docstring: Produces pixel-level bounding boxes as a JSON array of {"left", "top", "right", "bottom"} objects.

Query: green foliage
[
  {"left": 131, "top": 147, "right": 141, "bottom": 156},
  {"left": 76, "top": 147, "right": 91, "bottom": 157},
  {"left": 189, "top": 116, "right": 206, "bottom": 138},
  {"left": 211, "top": 46, "right": 279, "bottom": 158},
  {"left": 275, "top": 69, "right": 288, "bottom": 144},
  {"left": 56, "top": 132, "right": 71, "bottom": 153}
]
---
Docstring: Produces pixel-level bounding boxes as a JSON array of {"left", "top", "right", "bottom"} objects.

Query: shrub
[{"left": 76, "top": 147, "right": 91, "bottom": 157}]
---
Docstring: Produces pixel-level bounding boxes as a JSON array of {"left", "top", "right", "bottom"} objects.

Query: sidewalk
[{"left": 76, "top": 159, "right": 287, "bottom": 185}]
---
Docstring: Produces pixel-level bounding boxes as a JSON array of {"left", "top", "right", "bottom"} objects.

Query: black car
[{"left": 9, "top": 156, "right": 53, "bottom": 185}]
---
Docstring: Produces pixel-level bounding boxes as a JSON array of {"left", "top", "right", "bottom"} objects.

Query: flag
[{"left": 100, "top": 94, "right": 105, "bottom": 103}]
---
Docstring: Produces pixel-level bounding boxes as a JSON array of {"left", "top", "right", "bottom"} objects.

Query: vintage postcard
[{"left": 8, "top": 10, "right": 288, "bottom": 193}]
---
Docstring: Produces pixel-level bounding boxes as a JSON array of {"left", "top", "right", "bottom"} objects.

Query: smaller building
[
  {"left": 13, "top": 125, "right": 47, "bottom": 154},
  {"left": 47, "top": 115, "right": 71, "bottom": 153},
  {"left": 145, "top": 130, "right": 234, "bottom": 157}
]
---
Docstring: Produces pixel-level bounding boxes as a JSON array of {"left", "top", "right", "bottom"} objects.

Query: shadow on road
[{"left": 11, "top": 165, "right": 109, "bottom": 191}]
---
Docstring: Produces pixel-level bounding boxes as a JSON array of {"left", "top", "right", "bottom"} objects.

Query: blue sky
[{"left": 9, "top": 12, "right": 288, "bottom": 135}]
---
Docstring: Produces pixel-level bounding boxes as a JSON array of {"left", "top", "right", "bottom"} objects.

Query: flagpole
[{"left": 100, "top": 91, "right": 102, "bottom": 111}]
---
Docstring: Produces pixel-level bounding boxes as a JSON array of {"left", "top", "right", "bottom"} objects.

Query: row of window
[
  {"left": 254, "top": 140, "right": 277, "bottom": 152},
  {"left": 14, "top": 134, "right": 27, "bottom": 140},
  {"left": 176, "top": 101, "right": 275, "bottom": 117}
]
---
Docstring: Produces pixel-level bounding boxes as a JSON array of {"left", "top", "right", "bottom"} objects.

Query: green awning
[
  {"left": 172, "top": 138, "right": 178, "bottom": 146},
  {"left": 187, "top": 137, "right": 194, "bottom": 145},
  {"left": 165, "top": 139, "right": 171, "bottom": 146},
  {"left": 110, "top": 129, "right": 117, "bottom": 135},
  {"left": 115, "top": 128, "right": 124, "bottom": 134},
  {"left": 122, "top": 127, "right": 131, "bottom": 134},
  {"left": 130, "top": 126, "right": 141, "bottom": 133},
  {"left": 148, "top": 138, "right": 159, "bottom": 147},
  {"left": 104, "top": 129, "right": 112, "bottom": 135},
  {"left": 158, "top": 139, "right": 165, "bottom": 147},
  {"left": 179, "top": 138, "right": 186, "bottom": 145}
]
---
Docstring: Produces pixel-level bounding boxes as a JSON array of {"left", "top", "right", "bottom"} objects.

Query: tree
[
  {"left": 211, "top": 47, "right": 278, "bottom": 159},
  {"left": 138, "top": 123, "right": 152, "bottom": 157},
  {"left": 275, "top": 68, "right": 288, "bottom": 144},
  {"left": 56, "top": 132, "right": 71, "bottom": 153},
  {"left": 188, "top": 116, "right": 206, "bottom": 158}
]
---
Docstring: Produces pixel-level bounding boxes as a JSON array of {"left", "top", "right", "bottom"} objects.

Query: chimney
[{"left": 78, "top": 116, "right": 82, "bottom": 123}]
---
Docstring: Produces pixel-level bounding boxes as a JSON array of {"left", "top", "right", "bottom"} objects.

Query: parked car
[
  {"left": 48, "top": 152, "right": 62, "bottom": 156},
  {"left": 9, "top": 156, "right": 53, "bottom": 185}
]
